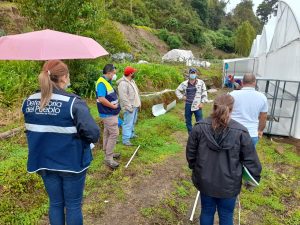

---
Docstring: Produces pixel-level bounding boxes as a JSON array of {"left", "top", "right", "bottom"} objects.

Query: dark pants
[
  {"left": 185, "top": 103, "right": 202, "bottom": 133},
  {"left": 200, "top": 193, "right": 237, "bottom": 225},
  {"left": 39, "top": 170, "right": 87, "bottom": 225}
]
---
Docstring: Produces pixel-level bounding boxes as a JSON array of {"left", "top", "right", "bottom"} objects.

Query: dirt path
[{"left": 84, "top": 131, "right": 189, "bottom": 225}]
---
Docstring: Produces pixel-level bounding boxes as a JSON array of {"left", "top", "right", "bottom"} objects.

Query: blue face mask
[{"left": 189, "top": 74, "right": 197, "bottom": 80}]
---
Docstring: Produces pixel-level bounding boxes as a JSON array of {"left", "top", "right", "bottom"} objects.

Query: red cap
[{"left": 124, "top": 66, "right": 137, "bottom": 76}]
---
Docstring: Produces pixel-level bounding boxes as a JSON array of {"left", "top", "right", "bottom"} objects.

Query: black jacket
[{"left": 186, "top": 117, "right": 262, "bottom": 198}]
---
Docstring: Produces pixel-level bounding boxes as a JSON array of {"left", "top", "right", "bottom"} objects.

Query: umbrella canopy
[{"left": 0, "top": 29, "right": 109, "bottom": 60}]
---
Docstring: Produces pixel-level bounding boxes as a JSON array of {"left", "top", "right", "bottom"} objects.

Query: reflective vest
[
  {"left": 96, "top": 77, "right": 121, "bottom": 115},
  {"left": 22, "top": 92, "right": 92, "bottom": 173}
]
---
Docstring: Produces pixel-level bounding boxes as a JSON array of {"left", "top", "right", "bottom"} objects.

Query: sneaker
[
  {"left": 104, "top": 159, "right": 119, "bottom": 169},
  {"left": 113, "top": 153, "right": 121, "bottom": 159},
  {"left": 123, "top": 141, "right": 134, "bottom": 146}
]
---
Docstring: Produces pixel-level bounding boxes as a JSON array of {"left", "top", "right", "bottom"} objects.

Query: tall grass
[{"left": 0, "top": 61, "right": 40, "bottom": 107}]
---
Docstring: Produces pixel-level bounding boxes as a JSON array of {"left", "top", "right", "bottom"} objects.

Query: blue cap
[{"left": 189, "top": 68, "right": 197, "bottom": 73}]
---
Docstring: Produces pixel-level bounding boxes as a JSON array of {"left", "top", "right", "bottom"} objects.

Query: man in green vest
[{"left": 96, "top": 64, "right": 121, "bottom": 169}]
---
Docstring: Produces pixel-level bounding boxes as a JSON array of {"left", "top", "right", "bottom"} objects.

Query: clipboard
[{"left": 242, "top": 165, "right": 259, "bottom": 187}]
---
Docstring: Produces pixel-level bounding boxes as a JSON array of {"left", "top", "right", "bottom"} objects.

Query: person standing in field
[
  {"left": 175, "top": 68, "right": 208, "bottom": 134},
  {"left": 230, "top": 74, "right": 268, "bottom": 147},
  {"left": 96, "top": 64, "right": 121, "bottom": 169},
  {"left": 186, "top": 94, "right": 262, "bottom": 225},
  {"left": 117, "top": 66, "right": 141, "bottom": 146},
  {"left": 22, "top": 60, "right": 100, "bottom": 225}
]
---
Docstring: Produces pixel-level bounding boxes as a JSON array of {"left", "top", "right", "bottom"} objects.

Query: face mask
[
  {"left": 189, "top": 74, "right": 197, "bottom": 80},
  {"left": 112, "top": 74, "right": 117, "bottom": 81},
  {"left": 64, "top": 82, "right": 71, "bottom": 90}
]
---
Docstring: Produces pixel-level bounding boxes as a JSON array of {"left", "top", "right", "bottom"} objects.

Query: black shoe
[{"left": 113, "top": 153, "right": 121, "bottom": 159}]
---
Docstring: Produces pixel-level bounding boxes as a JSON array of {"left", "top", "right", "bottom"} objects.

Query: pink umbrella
[{"left": 0, "top": 29, "right": 109, "bottom": 60}]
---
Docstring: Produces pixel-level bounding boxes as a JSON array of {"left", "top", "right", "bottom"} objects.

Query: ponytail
[
  {"left": 38, "top": 60, "right": 69, "bottom": 109},
  {"left": 211, "top": 94, "right": 234, "bottom": 130},
  {"left": 39, "top": 70, "right": 53, "bottom": 109}
]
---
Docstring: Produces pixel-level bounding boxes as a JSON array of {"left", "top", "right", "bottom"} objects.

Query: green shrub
[
  {"left": 0, "top": 61, "right": 40, "bottom": 106},
  {"left": 204, "top": 29, "right": 235, "bottom": 53},
  {"left": 113, "top": 63, "right": 184, "bottom": 92},
  {"left": 110, "top": 8, "right": 134, "bottom": 25},
  {"left": 157, "top": 29, "right": 182, "bottom": 49},
  {"left": 167, "top": 35, "right": 182, "bottom": 49},
  {"left": 0, "top": 29, "right": 6, "bottom": 37},
  {"left": 96, "top": 20, "right": 131, "bottom": 54},
  {"left": 181, "top": 23, "right": 205, "bottom": 45}
]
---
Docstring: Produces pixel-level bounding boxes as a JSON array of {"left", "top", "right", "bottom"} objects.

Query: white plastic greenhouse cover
[
  {"left": 258, "top": 16, "right": 277, "bottom": 56},
  {"left": 265, "top": 0, "right": 300, "bottom": 81},
  {"left": 249, "top": 35, "right": 261, "bottom": 57},
  {"left": 269, "top": 0, "right": 300, "bottom": 53}
]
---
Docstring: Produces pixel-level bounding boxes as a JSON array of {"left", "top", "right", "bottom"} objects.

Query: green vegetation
[
  {"left": 0, "top": 61, "right": 185, "bottom": 107},
  {"left": 138, "top": 135, "right": 300, "bottom": 225},
  {"left": 235, "top": 21, "right": 256, "bottom": 56},
  {"left": 0, "top": 61, "right": 40, "bottom": 106}
]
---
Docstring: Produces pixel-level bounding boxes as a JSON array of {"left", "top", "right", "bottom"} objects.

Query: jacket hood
[
  {"left": 198, "top": 118, "right": 246, "bottom": 152},
  {"left": 116, "top": 76, "right": 129, "bottom": 85}
]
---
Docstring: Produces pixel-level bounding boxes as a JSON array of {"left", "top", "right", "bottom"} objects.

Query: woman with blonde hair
[
  {"left": 186, "top": 94, "right": 261, "bottom": 225},
  {"left": 22, "top": 60, "right": 100, "bottom": 225}
]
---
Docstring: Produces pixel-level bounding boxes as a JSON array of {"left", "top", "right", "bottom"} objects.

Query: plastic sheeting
[
  {"left": 249, "top": 35, "right": 261, "bottom": 57},
  {"left": 223, "top": 0, "right": 300, "bottom": 138},
  {"left": 152, "top": 100, "right": 177, "bottom": 117},
  {"left": 162, "top": 49, "right": 194, "bottom": 62}
]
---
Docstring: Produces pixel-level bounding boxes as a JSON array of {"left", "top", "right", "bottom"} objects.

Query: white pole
[
  {"left": 125, "top": 145, "right": 141, "bottom": 168},
  {"left": 190, "top": 191, "right": 200, "bottom": 221}
]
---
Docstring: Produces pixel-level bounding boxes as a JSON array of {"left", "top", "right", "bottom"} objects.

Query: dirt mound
[
  {"left": 117, "top": 23, "right": 169, "bottom": 61},
  {"left": 0, "top": 2, "right": 26, "bottom": 35}
]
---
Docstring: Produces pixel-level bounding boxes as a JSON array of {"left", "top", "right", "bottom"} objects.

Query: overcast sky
[{"left": 225, "top": 0, "right": 263, "bottom": 14}]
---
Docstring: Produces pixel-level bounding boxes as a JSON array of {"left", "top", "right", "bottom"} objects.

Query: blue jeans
[
  {"left": 39, "top": 170, "right": 87, "bottom": 225},
  {"left": 122, "top": 107, "right": 138, "bottom": 143},
  {"left": 200, "top": 193, "right": 236, "bottom": 225},
  {"left": 251, "top": 137, "right": 259, "bottom": 148},
  {"left": 185, "top": 103, "right": 202, "bottom": 133}
]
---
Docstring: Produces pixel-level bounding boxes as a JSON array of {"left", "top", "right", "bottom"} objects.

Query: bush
[
  {"left": 0, "top": 29, "right": 6, "bottom": 37},
  {"left": 203, "top": 29, "right": 235, "bottom": 53},
  {"left": 157, "top": 29, "right": 182, "bottom": 49},
  {"left": 181, "top": 23, "right": 205, "bottom": 45},
  {"left": 113, "top": 63, "right": 184, "bottom": 92},
  {"left": 96, "top": 20, "right": 131, "bottom": 54},
  {"left": 167, "top": 35, "right": 182, "bottom": 49},
  {"left": 0, "top": 61, "right": 40, "bottom": 107},
  {"left": 110, "top": 9, "right": 134, "bottom": 25},
  {"left": 165, "top": 18, "right": 180, "bottom": 32}
]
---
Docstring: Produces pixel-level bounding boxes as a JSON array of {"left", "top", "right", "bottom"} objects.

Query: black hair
[{"left": 103, "top": 64, "right": 116, "bottom": 74}]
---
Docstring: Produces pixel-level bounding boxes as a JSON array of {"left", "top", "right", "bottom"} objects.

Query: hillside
[
  {"left": 116, "top": 23, "right": 169, "bottom": 61},
  {"left": 0, "top": 2, "right": 26, "bottom": 35}
]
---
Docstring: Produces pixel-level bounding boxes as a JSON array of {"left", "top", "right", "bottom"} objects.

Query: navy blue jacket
[{"left": 22, "top": 88, "right": 100, "bottom": 173}]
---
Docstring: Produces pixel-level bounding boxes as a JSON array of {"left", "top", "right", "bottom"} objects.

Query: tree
[
  {"left": 256, "top": 0, "right": 278, "bottom": 24},
  {"left": 232, "top": 0, "right": 262, "bottom": 33},
  {"left": 191, "top": 0, "right": 208, "bottom": 25},
  {"left": 207, "top": 0, "right": 227, "bottom": 30},
  {"left": 235, "top": 21, "right": 256, "bottom": 56}
]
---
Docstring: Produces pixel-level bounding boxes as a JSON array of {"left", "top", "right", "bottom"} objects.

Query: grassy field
[{"left": 0, "top": 61, "right": 299, "bottom": 224}]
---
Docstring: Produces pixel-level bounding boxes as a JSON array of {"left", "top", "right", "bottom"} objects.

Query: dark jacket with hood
[{"left": 186, "top": 117, "right": 262, "bottom": 198}]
